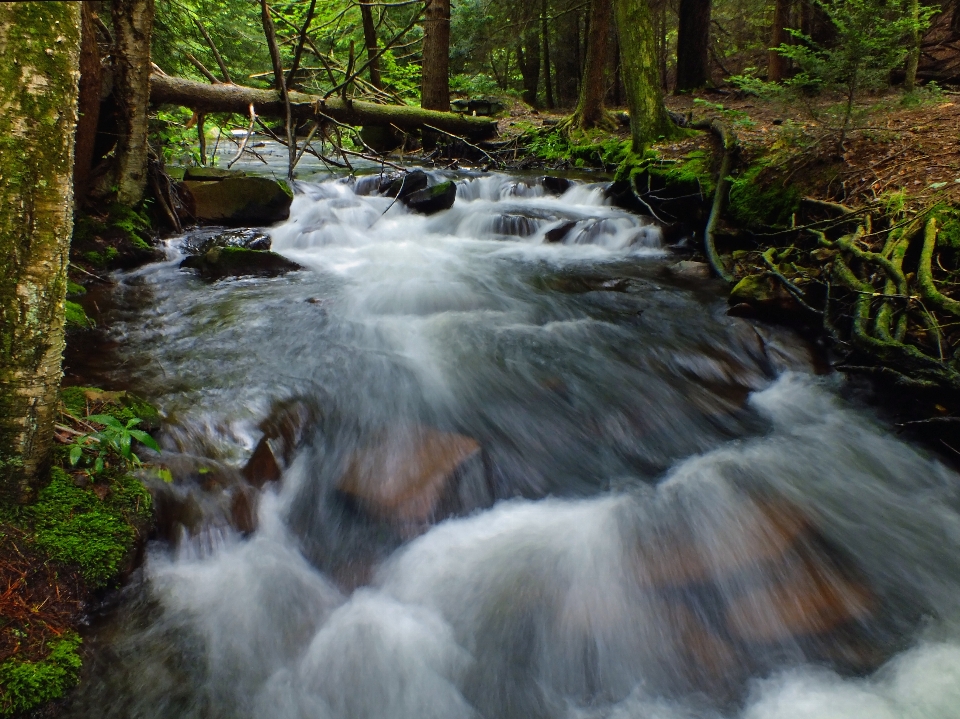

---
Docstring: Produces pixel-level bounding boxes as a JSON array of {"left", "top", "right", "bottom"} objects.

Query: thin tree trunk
[
  {"left": 0, "top": 2, "right": 82, "bottom": 502},
  {"left": 612, "top": 0, "right": 674, "bottom": 150},
  {"left": 769, "top": 0, "right": 790, "bottom": 82},
  {"left": 360, "top": 0, "right": 383, "bottom": 90},
  {"left": 260, "top": 0, "right": 295, "bottom": 179},
  {"left": 542, "top": 0, "right": 555, "bottom": 109},
  {"left": 112, "top": 0, "right": 154, "bottom": 206},
  {"left": 74, "top": 1, "right": 102, "bottom": 206},
  {"left": 675, "top": 0, "right": 712, "bottom": 91},
  {"left": 421, "top": 0, "right": 451, "bottom": 110},
  {"left": 905, "top": 0, "right": 920, "bottom": 91},
  {"left": 570, "top": 0, "right": 613, "bottom": 129},
  {"left": 286, "top": 0, "right": 317, "bottom": 89}
]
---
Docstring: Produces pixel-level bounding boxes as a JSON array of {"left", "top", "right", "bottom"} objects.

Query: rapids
[{"left": 64, "top": 171, "right": 960, "bottom": 719}]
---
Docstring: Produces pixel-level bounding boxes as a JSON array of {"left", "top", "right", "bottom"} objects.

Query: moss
[
  {"left": 614, "top": 148, "right": 716, "bottom": 198},
  {"left": 60, "top": 386, "right": 160, "bottom": 430},
  {"left": 0, "top": 633, "right": 82, "bottom": 717},
  {"left": 64, "top": 301, "right": 94, "bottom": 330},
  {"left": 931, "top": 204, "right": 960, "bottom": 251},
  {"left": 66, "top": 281, "right": 86, "bottom": 298},
  {"left": 20, "top": 468, "right": 151, "bottom": 588},
  {"left": 81, "top": 247, "right": 118, "bottom": 268},
  {"left": 728, "top": 163, "right": 802, "bottom": 229}
]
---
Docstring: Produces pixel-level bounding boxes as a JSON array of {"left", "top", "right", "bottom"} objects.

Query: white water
[{"left": 66, "top": 173, "right": 960, "bottom": 719}]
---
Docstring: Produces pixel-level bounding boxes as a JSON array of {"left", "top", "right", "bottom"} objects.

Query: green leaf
[
  {"left": 88, "top": 414, "right": 123, "bottom": 430},
  {"left": 119, "top": 432, "right": 132, "bottom": 459},
  {"left": 69, "top": 444, "right": 83, "bottom": 466},
  {"left": 128, "top": 430, "right": 161, "bottom": 452},
  {"left": 125, "top": 418, "right": 142, "bottom": 429},
  {"left": 94, "top": 456, "right": 104, "bottom": 474}
]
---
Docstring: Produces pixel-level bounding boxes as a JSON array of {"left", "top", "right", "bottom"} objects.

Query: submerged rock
[
  {"left": 179, "top": 246, "right": 302, "bottom": 280},
  {"left": 544, "top": 220, "right": 578, "bottom": 244},
  {"left": 669, "top": 260, "right": 713, "bottom": 280},
  {"left": 337, "top": 426, "right": 489, "bottom": 527},
  {"left": 178, "top": 176, "right": 293, "bottom": 226},
  {"left": 402, "top": 180, "right": 457, "bottom": 215},
  {"left": 181, "top": 228, "right": 272, "bottom": 255},
  {"left": 729, "top": 274, "right": 803, "bottom": 316}
]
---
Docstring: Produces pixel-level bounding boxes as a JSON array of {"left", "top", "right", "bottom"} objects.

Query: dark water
[{"left": 65, "top": 172, "right": 960, "bottom": 719}]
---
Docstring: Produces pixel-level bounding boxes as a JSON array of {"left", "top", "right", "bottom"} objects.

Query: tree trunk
[
  {"left": 905, "top": 0, "right": 920, "bottom": 91},
  {"left": 360, "top": 0, "right": 383, "bottom": 90},
  {"left": 74, "top": 1, "right": 103, "bottom": 206},
  {"left": 675, "top": 0, "right": 712, "bottom": 91},
  {"left": 517, "top": 27, "right": 541, "bottom": 107},
  {"left": 542, "top": 0, "right": 555, "bottom": 109},
  {"left": 570, "top": 0, "right": 613, "bottom": 129},
  {"left": 0, "top": 1, "right": 82, "bottom": 502},
  {"left": 554, "top": 12, "right": 582, "bottom": 106},
  {"left": 149, "top": 73, "right": 497, "bottom": 138},
  {"left": 612, "top": 0, "right": 674, "bottom": 150},
  {"left": 112, "top": 0, "right": 154, "bottom": 206},
  {"left": 768, "top": 0, "right": 790, "bottom": 82},
  {"left": 421, "top": 0, "right": 450, "bottom": 111}
]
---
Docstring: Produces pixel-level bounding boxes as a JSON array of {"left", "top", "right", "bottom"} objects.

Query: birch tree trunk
[
  {"left": 612, "top": 0, "right": 675, "bottom": 150},
  {"left": 421, "top": 0, "right": 451, "bottom": 111},
  {"left": 112, "top": 0, "right": 154, "bottom": 206},
  {"left": 0, "top": 1, "right": 82, "bottom": 502}
]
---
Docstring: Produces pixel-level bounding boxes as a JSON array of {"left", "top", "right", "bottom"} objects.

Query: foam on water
[{"left": 62, "top": 174, "right": 960, "bottom": 719}]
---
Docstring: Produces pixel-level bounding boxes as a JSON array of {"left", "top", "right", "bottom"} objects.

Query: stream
[{"left": 64, "top": 169, "right": 960, "bottom": 719}]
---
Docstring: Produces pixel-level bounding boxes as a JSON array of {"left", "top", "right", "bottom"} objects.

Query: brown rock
[
  {"left": 242, "top": 398, "right": 318, "bottom": 488},
  {"left": 230, "top": 486, "right": 259, "bottom": 535},
  {"left": 337, "top": 427, "right": 484, "bottom": 525}
]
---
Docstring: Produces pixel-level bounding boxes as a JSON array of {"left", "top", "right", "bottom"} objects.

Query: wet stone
[
  {"left": 179, "top": 247, "right": 302, "bottom": 280},
  {"left": 181, "top": 228, "right": 272, "bottom": 255},
  {"left": 541, "top": 176, "right": 573, "bottom": 195},
  {"left": 402, "top": 181, "right": 457, "bottom": 215}
]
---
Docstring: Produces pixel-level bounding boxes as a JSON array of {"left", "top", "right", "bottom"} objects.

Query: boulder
[
  {"left": 181, "top": 228, "right": 272, "bottom": 255},
  {"left": 178, "top": 176, "right": 293, "bottom": 226},
  {"left": 359, "top": 125, "right": 404, "bottom": 153},
  {"left": 402, "top": 180, "right": 457, "bottom": 215},
  {"left": 541, "top": 176, "right": 573, "bottom": 195},
  {"left": 179, "top": 246, "right": 302, "bottom": 280},
  {"left": 337, "top": 426, "right": 489, "bottom": 526},
  {"left": 381, "top": 169, "right": 429, "bottom": 199}
]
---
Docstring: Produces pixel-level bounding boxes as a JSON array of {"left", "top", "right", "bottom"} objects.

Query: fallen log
[{"left": 149, "top": 73, "right": 498, "bottom": 140}]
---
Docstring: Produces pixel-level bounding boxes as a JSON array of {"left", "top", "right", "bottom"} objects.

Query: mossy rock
[
  {"left": 402, "top": 181, "right": 457, "bottom": 215},
  {"left": 729, "top": 274, "right": 804, "bottom": 318},
  {"left": 180, "top": 246, "right": 303, "bottom": 280},
  {"left": 0, "top": 632, "right": 82, "bottom": 717},
  {"left": 64, "top": 301, "right": 94, "bottom": 330},
  {"left": 183, "top": 166, "right": 246, "bottom": 181},
  {"left": 180, "top": 228, "right": 272, "bottom": 255},
  {"left": 178, "top": 177, "right": 293, "bottom": 226}
]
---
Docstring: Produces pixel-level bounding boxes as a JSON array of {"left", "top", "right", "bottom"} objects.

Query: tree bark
[
  {"left": 675, "top": 0, "right": 712, "bottom": 91},
  {"left": 360, "top": 0, "right": 383, "bottom": 90},
  {"left": 74, "top": 1, "right": 102, "bottom": 206},
  {"left": 542, "top": 0, "right": 555, "bottom": 109},
  {"left": 149, "top": 73, "right": 497, "bottom": 138},
  {"left": 421, "top": 0, "right": 450, "bottom": 110},
  {"left": 768, "top": 0, "right": 790, "bottom": 82},
  {"left": 112, "top": 0, "right": 154, "bottom": 206},
  {"left": 0, "top": 1, "right": 82, "bottom": 502},
  {"left": 570, "top": 0, "right": 613, "bottom": 129},
  {"left": 517, "top": 27, "right": 541, "bottom": 107},
  {"left": 612, "top": 0, "right": 674, "bottom": 150},
  {"left": 905, "top": 0, "right": 920, "bottom": 91}
]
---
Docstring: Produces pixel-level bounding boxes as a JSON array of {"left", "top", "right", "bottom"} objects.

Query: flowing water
[{"left": 65, "top": 171, "right": 960, "bottom": 719}]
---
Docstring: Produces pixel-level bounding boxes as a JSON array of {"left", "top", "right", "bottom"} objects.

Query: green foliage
[
  {"left": 68, "top": 415, "right": 160, "bottom": 475},
  {"left": 728, "top": 163, "right": 803, "bottom": 229},
  {"left": 64, "top": 301, "right": 94, "bottom": 330},
  {"left": 450, "top": 73, "right": 503, "bottom": 98},
  {"left": 18, "top": 468, "right": 151, "bottom": 588},
  {"left": 692, "top": 99, "right": 757, "bottom": 130},
  {"left": 0, "top": 633, "right": 82, "bottom": 717},
  {"left": 933, "top": 205, "right": 960, "bottom": 252},
  {"left": 66, "top": 281, "right": 85, "bottom": 297},
  {"left": 731, "top": 0, "right": 936, "bottom": 144}
]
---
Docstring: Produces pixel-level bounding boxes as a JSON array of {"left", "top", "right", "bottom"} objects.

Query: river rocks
[
  {"left": 544, "top": 220, "right": 578, "bottom": 244},
  {"left": 669, "top": 260, "right": 713, "bottom": 280},
  {"left": 402, "top": 180, "right": 457, "bottom": 215},
  {"left": 491, "top": 214, "right": 540, "bottom": 238},
  {"left": 180, "top": 247, "right": 302, "bottom": 280},
  {"left": 178, "top": 176, "right": 293, "bottom": 226},
  {"left": 337, "top": 426, "right": 489, "bottom": 527},
  {"left": 538, "top": 273, "right": 634, "bottom": 294},
  {"left": 181, "top": 228, "right": 272, "bottom": 255},
  {"left": 243, "top": 399, "right": 319, "bottom": 488},
  {"left": 541, "top": 176, "right": 573, "bottom": 195},
  {"left": 183, "top": 166, "right": 244, "bottom": 181},
  {"left": 355, "top": 169, "right": 430, "bottom": 198}
]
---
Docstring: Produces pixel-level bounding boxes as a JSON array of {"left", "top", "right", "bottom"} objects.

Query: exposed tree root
[{"left": 693, "top": 119, "right": 737, "bottom": 283}]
